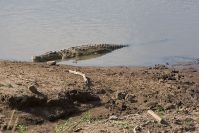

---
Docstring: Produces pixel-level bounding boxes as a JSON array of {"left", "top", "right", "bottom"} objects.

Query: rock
[
  {"left": 0, "top": 114, "right": 5, "bottom": 119},
  {"left": 174, "top": 119, "right": 181, "bottom": 125},
  {"left": 109, "top": 115, "right": 118, "bottom": 120},
  {"left": 15, "top": 82, "right": 22, "bottom": 86},
  {"left": 95, "top": 88, "right": 106, "bottom": 94},
  {"left": 116, "top": 91, "right": 127, "bottom": 100},
  {"left": 153, "top": 64, "right": 168, "bottom": 70},
  {"left": 20, "top": 114, "right": 44, "bottom": 125},
  {"left": 125, "top": 94, "right": 136, "bottom": 102},
  {"left": 28, "top": 85, "right": 38, "bottom": 94},
  {"left": 116, "top": 100, "right": 127, "bottom": 111},
  {"left": 47, "top": 61, "right": 56, "bottom": 65},
  {"left": 99, "top": 129, "right": 108, "bottom": 133},
  {"left": 133, "top": 126, "right": 141, "bottom": 133},
  {"left": 164, "top": 103, "right": 175, "bottom": 110},
  {"left": 146, "top": 102, "right": 158, "bottom": 109},
  {"left": 73, "top": 127, "right": 82, "bottom": 132}
]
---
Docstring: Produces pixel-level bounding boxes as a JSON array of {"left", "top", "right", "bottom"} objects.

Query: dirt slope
[{"left": 0, "top": 61, "right": 199, "bottom": 133}]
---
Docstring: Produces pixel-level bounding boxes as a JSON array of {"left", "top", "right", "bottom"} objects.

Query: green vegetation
[
  {"left": 81, "top": 111, "right": 93, "bottom": 123},
  {"left": 54, "top": 118, "right": 80, "bottom": 133},
  {"left": 112, "top": 121, "right": 132, "bottom": 130},
  {"left": 16, "top": 124, "right": 27, "bottom": 133},
  {"left": 54, "top": 111, "right": 93, "bottom": 133},
  {"left": 156, "top": 105, "right": 165, "bottom": 116}
]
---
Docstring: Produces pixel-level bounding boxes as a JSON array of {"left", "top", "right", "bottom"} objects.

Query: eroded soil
[{"left": 0, "top": 61, "right": 199, "bottom": 133}]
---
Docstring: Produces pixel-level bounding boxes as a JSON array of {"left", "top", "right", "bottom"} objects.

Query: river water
[{"left": 0, "top": 0, "right": 199, "bottom": 66}]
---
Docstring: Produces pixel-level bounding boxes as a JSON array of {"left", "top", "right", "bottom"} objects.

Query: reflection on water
[
  {"left": 73, "top": 53, "right": 107, "bottom": 61},
  {"left": 0, "top": 0, "right": 199, "bottom": 66},
  {"left": 62, "top": 53, "right": 107, "bottom": 64}
]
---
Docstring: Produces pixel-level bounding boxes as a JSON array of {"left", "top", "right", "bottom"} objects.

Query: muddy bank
[{"left": 0, "top": 61, "right": 199, "bottom": 132}]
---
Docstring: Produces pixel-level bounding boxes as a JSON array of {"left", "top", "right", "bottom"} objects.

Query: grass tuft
[
  {"left": 16, "top": 124, "right": 27, "bottom": 133},
  {"left": 54, "top": 111, "right": 93, "bottom": 133}
]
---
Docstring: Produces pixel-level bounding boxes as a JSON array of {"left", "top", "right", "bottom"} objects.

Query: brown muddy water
[{"left": 0, "top": 0, "right": 199, "bottom": 66}]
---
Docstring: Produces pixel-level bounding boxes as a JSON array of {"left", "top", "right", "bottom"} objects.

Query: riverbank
[{"left": 0, "top": 61, "right": 199, "bottom": 132}]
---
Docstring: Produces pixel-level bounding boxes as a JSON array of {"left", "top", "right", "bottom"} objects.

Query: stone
[
  {"left": 116, "top": 91, "right": 127, "bottom": 100},
  {"left": 146, "top": 102, "right": 158, "bottom": 109},
  {"left": 28, "top": 85, "right": 38, "bottom": 94},
  {"left": 95, "top": 88, "right": 106, "bottom": 94},
  {"left": 73, "top": 127, "right": 82, "bottom": 132},
  {"left": 125, "top": 94, "right": 136, "bottom": 102},
  {"left": 164, "top": 103, "right": 175, "bottom": 110},
  {"left": 0, "top": 114, "right": 5, "bottom": 119},
  {"left": 47, "top": 61, "right": 56, "bottom": 65},
  {"left": 116, "top": 100, "right": 127, "bottom": 111},
  {"left": 133, "top": 126, "right": 141, "bottom": 133},
  {"left": 109, "top": 115, "right": 118, "bottom": 120},
  {"left": 15, "top": 82, "right": 22, "bottom": 85}
]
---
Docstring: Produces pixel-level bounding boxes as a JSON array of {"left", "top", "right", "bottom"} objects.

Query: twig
[
  {"left": 69, "top": 70, "right": 88, "bottom": 84},
  {"left": 11, "top": 117, "right": 19, "bottom": 133},
  {"left": 147, "top": 110, "right": 164, "bottom": 124},
  {"left": 7, "top": 110, "right": 15, "bottom": 130}
]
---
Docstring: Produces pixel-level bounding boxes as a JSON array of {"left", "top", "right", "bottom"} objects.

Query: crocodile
[{"left": 32, "top": 44, "right": 128, "bottom": 62}]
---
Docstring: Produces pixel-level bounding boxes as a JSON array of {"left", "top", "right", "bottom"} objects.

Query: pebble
[
  {"left": 165, "top": 103, "right": 175, "bottom": 110},
  {"left": 133, "top": 126, "right": 141, "bottom": 133},
  {"left": 116, "top": 91, "right": 127, "bottom": 100},
  {"left": 28, "top": 85, "right": 38, "bottom": 94},
  {"left": 73, "top": 127, "right": 82, "bottom": 132},
  {"left": 125, "top": 94, "right": 136, "bottom": 102},
  {"left": 47, "top": 61, "right": 56, "bottom": 65},
  {"left": 0, "top": 114, "right": 5, "bottom": 118},
  {"left": 15, "top": 82, "right": 22, "bottom": 86},
  {"left": 109, "top": 115, "right": 118, "bottom": 120},
  {"left": 116, "top": 100, "right": 127, "bottom": 111}
]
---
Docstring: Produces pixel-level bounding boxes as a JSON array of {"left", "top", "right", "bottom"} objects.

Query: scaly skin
[{"left": 32, "top": 44, "right": 128, "bottom": 62}]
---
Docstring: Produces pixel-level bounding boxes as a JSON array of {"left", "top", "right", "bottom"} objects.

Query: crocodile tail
[
  {"left": 110, "top": 44, "right": 128, "bottom": 49},
  {"left": 119, "top": 44, "right": 129, "bottom": 48}
]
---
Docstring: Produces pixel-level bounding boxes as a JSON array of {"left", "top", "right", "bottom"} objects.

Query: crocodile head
[{"left": 32, "top": 51, "right": 62, "bottom": 62}]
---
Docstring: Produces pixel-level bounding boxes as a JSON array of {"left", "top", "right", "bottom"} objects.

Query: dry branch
[
  {"left": 147, "top": 110, "right": 164, "bottom": 124},
  {"left": 69, "top": 70, "right": 88, "bottom": 84},
  {"left": 7, "top": 110, "right": 15, "bottom": 130}
]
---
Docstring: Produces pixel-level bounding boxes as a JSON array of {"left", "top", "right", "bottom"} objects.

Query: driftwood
[
  {"left": 69, "top": 70, "right": 88, "bottom": 84},
  {"left": 11, "top": 117, "right": 18, "bottom": 133},
  {"left": 147, "top": 110, "right": 164, "bottom": 124}
]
